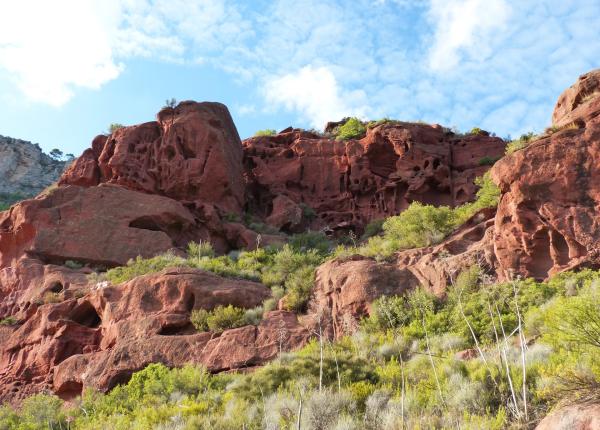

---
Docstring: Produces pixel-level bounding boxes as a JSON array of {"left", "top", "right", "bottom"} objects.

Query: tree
[
  {"left": 164, "top": 98, "right": 177, "bottom": 109},
  {"left": 49, "top": 148, "right": 64, "bottom": 161},
  {"left": 108, "top": 123, "right": 124, "bottom": 134}
]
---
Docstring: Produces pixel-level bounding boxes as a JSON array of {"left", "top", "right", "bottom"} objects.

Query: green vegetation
[
  {"left": 254, "top": 128, "right": 277, "bottom": 136},
  {"left": 0, "top": 192, "right": 28, "bottom": 211},
  {"left": 335, "top": 117, "right": 367, "bottom": 140},
  {"left": 108, "top": 123, "right": 124, "bottom": 133},
  {"left": 5, "top": 268, "right": 600, "bottom": 428},
  {"left": 164, "top": 97, "right": 177, "bottom": 109},
  {"left": 505, "top": 132, "right": 536, "bottom": 154},
  {"left": 0, "top": 316, "right": 16, "bottom": 326},
  {"left": 336, "top": 173, "right": 500, "bottom": 259},
  {"left": 190, "top": 305, "right": 249, "bottom": 333},
  {"left": 469, "top": 127, "right": 485, "bottom": 135},
  {"left": 478, "top": 155, "right": 500, "bottom": 166}
]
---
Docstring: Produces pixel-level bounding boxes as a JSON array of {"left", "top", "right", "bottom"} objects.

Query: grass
[{"left": 6, "top": 268, "right": 599, "bottom": 428}]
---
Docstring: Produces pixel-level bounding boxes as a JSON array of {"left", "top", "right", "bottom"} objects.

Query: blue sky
[{"left": 0, "top": 0, "right": 599, "bottom": 156}]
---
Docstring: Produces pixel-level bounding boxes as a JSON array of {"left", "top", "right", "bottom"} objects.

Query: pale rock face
[{"left": 0, "top": 135, "right": 67, "bottom": 196}]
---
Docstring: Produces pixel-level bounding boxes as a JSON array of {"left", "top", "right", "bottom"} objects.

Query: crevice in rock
[{"left": 69, "top": 302, "right": 101, "bottom": 328}]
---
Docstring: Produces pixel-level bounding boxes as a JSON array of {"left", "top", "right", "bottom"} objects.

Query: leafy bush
[
  {"left": 470, "top": 127, "right": 485, "bottom": 135},
  {"left": 254, "top": 128, "right": 277, "bottom": 136},
  {"left": 108, "top": 123, "right": 124, "bottom": 133},
  {"left": 0, "top": 192, "right": 28, "bottom": 211},
  {"left": 362, "top": 219, "right": 384, "bottom": 239},
  {"left": 478, "top": 156, "right": 499, "bottom": 166},
  {"left": 0, "top": 316, "right": 16, "bottom": 326},
  {"left": 187, "top": 241, "right": 215, "bottom": 260},
  {"left": 505, "top": 132, "right": 536, "bottom": 154},
  {"left": 191, "top": 305, "right": 248, "bottom": 333},
  {"left": 336, "top": 118, "right": 366, "bottom": 140},
  {"left": 106, "top": 252, "right": 188, "bottom": 284}
]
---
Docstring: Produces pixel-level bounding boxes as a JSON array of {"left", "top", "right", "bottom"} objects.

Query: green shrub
[
  {"left": 382, "top": 202, "right": 457, "bottom": 249},
  {"left": 283, "top": 266, "right": 315, "bottom": 312},
  {"left": 470, "top": 127, "right": 485, "bottom": 135},
  {"left": 254, "top": 129, "right": 277, "bottom": 136},
  {"left": 0, "top": 316, "right": 16, "bottom": 326},
  {"left": 505, "top": 132, "right": 536, "bottom": 154},
  {"left": 0, "top": 192, "right": 28, "bottom": 211},
  {"left": 288, "top": 230, "right": 331, "bottom": 255},
  {"left": 187, "top": 241, "right": 215, "bottom": 260},
  {"left": 108, "top": 123, "right": 124, "bottom": 133},
  {"left": 362, "top": 219, "right": 384, "bottom": 239},
  {"left": 478, "top": 156, "right": 499, "bottom": 166},
  {"left": 105, "top": 252, "right": 188, "bottom": 284},
  {"left": 336, "top": 118, "right": 366, "bottom": 140},
  {"left": 300, "top": 203, "right": 317, "bottom": 220},
  {"left": 192, "top": 305, "right": 248, "bottom": 333}
]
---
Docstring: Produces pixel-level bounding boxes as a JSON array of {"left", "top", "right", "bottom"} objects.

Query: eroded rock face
[
  {"left": 553, "top": 69, "right": 600, "bottom": 128},
  {"left": 60, "top": 102, "right": 245, "bottom": 213},
  {"left": 0, "top": 268, "right": 312, "bottom": 403},
  {"left": 244, "top": 124, "right": 505, "bottom": 234},
  {"left": 491, "top": 72, "right": 600, "bottom": 281},
  {"left": 535, "top": 404, "right": 600, "bottom": 430}
]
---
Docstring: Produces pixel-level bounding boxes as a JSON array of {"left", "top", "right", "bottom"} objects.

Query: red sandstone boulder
[
  {"left": 243, "top": 124, "right": 505, "bottom": 234},
  {"left": 0, "top": 184, "right": 197, "bottom": 269},
  {"left": 61, "top": 102, "right": 245, "bottom": 213},
  {"left": 312, "top": 255, "right": 419, "bottom": 337},
  {"left": 535, "top": 404, "right": 600, "bottom": 430}
]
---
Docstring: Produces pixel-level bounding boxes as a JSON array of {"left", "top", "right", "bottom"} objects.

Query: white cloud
[
  {"left": 264, "top": 65, "right": 370, "bottom": 128},
  {"left": 0, "top": 0, "right": 248, "bottom": 106},
  {"left": 427, "top": 0, "right": 511, "bottom": 71},
  {"left": 0, "top": 0, "right": 124, "bottom": 106}
]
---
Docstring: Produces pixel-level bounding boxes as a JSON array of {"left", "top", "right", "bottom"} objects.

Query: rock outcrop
[
  {"left": 491, "top": 69, "right": 600, "bottom": 281},
  {"left": 0, "top": 135, "right": 67, "bottom": 197},
  {"left": 60, "top": 102, "right": 245, "bottom": 213},
  {"left": 244, "top": 124, "right": 506, "bottom": 234},
  {"left": 0, "top": 268, "right": 312, "bottom": 403},
  {"left": 535, "top": 404, "right": 600, "bottom": 430}
]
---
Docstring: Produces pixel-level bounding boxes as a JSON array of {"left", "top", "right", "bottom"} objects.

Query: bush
[
  {"left": 0, "top": 192, "right": 28, "bottom": 211},
  {"left": 284, "top": 266, "right": 316, "bottom": 312},
  {"left": 108, "top": 123, "right": 124, "bottom": 133},
  {"left": 106, "top": 252, "right": 188, "bottom": 284},
  {"left": 362, "top": 219, "right": 384, "bottom": 239},
  {"left": 478, "top": 156, "right": 499, "bottom": 166},
  {"left": 192, "top": 305, "right": 247, "bottom": 333},
  {"left": 505, "top": 132, "right": 536, "bottom": 155},
  {"left": 254, "top": 129, "right": 277, "bottom": 136},
  {"left": 0, "top": 316, "right": 16, "bottom": 326},
  {"left": 336, "top": 118, "right": 366, "bottom": 140},
  {"left": 187, "top": 241, "right": 215, "bottom": 260}
]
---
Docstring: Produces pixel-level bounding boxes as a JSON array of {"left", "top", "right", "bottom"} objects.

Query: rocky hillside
[
  {"left": 1, "top": 70, "right": 600, "bottom": 429},
  {"left": 0, "top": 135, "right": 67, "bottom": 206}
]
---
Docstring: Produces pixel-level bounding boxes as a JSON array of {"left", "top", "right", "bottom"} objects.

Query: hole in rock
[
  {"left": 56, "top": 381, "right": 83, "bottom": 401},
  {"left": 48, "top": 282, "right": 64, "bottom": 293},
  {"left": 129, "top": 216, "right": 162, "bottom": 232},
  {"left": 158, "top": 322, "right": 196, "bottom": 336},
  {"left": 69, "top": 302, "right": 101, "bottom": 328}
]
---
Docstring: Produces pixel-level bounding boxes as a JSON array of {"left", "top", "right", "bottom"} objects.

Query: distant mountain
[{"left": 0, "top": 135, "right": 68, "bottom": 208}]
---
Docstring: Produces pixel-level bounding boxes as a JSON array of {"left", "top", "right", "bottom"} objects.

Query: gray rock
[{"left": 0, "top": 135, "right": 68, "bottom": 197}]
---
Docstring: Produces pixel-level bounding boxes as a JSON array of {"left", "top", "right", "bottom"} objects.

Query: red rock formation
[
  {"left": 244, "top": 124, "right": 505, "bottom": 234},
  {"left": 0, "top": 268, "right": 312, "bottom": 403},
  {"left": 60, "top": 102, "right": 245, "bottom": 213},
  {"left": 491, "top": 69, "right": 600, "bottom": 281},
  {"left": 313, "top": 256, "right": 419, "bottom": 337},
  {"left": 535, "top": 404, "right": 600, "bottom": 430}
]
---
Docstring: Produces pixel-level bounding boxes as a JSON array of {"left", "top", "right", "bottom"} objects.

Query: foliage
[
  {"left": 479, "top": 155, "right": 499, "bottom": 166},
  {"left": 336, "top": 117, "right": 366, "bottom": 140},
  {"left": 470, "top": 127, "right": 485, "bottom": 135},
  {"left": 108, "top": 123, "right": 124, "bottom": 133},
  {"left": 0, "top": 192, "right": 28, "bottom": 211},
  {"left": 164, "top": 97, "right": 177, "bottom": 108},
  {"left": 0, "top": 316, "right": 17, "bottom": 326},
  {"left": 505, "top": 132, "right": 536, "bottom": 154},
  {"left": 362, "top": 218, "right": 384, "bottom": 239},
  {"left": 254, "top": 128, "right": 277, "bottom": 136},
  {"left": 49, "top": 148, "right": 64, "bottom": 160},
  {"left": 191, "top": 305, "right": 247, "bottom": 333}
]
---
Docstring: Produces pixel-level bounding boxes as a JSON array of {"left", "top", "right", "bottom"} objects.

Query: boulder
[
  {"left": 553, "top": 69, "right": 600, "bottom": 128},
  {"left": 312, "top": 256, "right": 419, "bottom": 337},
  {"left": 60, "top": 102, "right": 245, "bottom": 213},
  {"left": 535, "top": 404, "right": 600, "bottom": 430}
]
